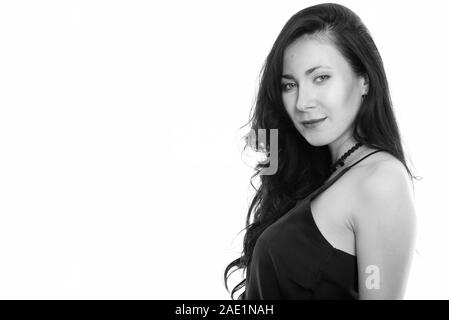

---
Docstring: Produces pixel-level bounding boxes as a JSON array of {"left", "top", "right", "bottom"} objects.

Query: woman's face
[{"left": 281, "top": 35, "right": 368, "bottom": 148}]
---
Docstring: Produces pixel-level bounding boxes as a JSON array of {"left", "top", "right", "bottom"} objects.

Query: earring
[{"left": 362, "top": 94, "right": 367, "bottom": 100}]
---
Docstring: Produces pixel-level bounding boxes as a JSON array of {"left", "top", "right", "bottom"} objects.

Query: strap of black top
[
  {"left": 345, "top": 149, "right": 383, "bottom": 170},
  {"left": 330, "top": 149, "right": 384, "bottom": 181},
  {"left": 306, "top": 149, "right": 384, "bottom": 200}
]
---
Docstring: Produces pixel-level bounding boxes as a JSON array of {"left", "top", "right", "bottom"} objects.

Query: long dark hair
[{"left": 224, "top": 3, "right": 420, "bottom": 300}]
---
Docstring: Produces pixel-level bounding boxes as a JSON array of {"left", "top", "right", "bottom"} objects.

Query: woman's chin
[{"left": 302, "top": 134, "right": 331, "bottom": 147}]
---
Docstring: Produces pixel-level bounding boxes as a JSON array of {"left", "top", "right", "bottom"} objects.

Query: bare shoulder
[
  {"left": 350, "top": 150, "right": 410, "bottom": 188},
  {"left": 349, "top": 151, "right": 416, "bottom": 228},
  {"left": 358, "top": 151, "right": 412, "bottom": 199}
]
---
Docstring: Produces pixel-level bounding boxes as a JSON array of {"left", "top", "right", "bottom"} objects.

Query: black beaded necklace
[{"left": 328, "top": 142, "right": 363, "bottom": 176}]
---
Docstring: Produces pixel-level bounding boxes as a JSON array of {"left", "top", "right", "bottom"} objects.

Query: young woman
[{"left": 224, "top": 3, "right": 418, "bottom": 300}]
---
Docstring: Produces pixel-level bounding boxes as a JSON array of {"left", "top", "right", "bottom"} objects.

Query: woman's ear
[{"left": 361, "top": 74, "right": 369, "bottom": 95}]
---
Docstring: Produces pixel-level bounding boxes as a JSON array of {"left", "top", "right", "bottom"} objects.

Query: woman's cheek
[{"left": 282, "top": 96, "right": 294, "bottom": 115}]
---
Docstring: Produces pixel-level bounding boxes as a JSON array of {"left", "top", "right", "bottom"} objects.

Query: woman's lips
[{"left": 301, "top": 117, "right": 327, "bottom": 128}]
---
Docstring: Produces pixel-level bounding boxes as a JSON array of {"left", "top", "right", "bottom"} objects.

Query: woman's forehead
[{"left": 283, "top": 36, "right": 348, "bottom": 73}]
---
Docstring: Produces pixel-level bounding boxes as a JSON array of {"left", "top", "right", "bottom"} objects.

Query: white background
[{"left": 0, "top": 0, "right": 446, "bottom": 299}]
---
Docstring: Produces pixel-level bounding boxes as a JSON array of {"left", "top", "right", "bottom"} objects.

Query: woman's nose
[{"left": 295, "top": 88, "right": 315, "bottom": 111}]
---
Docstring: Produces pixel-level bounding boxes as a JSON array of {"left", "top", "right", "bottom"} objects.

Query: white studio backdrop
[{"left": 0, "top": 0, "right": 446, "bottom": 299}]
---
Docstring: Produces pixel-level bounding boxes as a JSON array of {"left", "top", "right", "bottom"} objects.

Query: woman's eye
[
  {"left": 281, "top": 83, "right": 296, "bottom": 91},
  {"left": 315, "top": 75, "right": 330, "bottom": 83}
]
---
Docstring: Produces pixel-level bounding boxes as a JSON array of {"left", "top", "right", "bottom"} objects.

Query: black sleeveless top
[{"left": 243, "top": 150, "right": 383, "bottom": 300}]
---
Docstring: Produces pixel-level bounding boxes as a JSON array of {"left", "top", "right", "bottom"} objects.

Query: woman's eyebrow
[{"left": 282, "top": 65, "right": 332, "bottom": 79}]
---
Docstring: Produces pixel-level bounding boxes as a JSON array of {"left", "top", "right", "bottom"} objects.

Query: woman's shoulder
[
  {"left": 349, "top": 147, "right": 406, "bottom": 179},
  {"left": 347, "top": 148, "right": 414, "bottom": 221},
  {"left": 349, "top": 148, "right": 414, "bottom": 220},
  {"left": 359, "top": 149, "right": 408, "bottom": 181}
]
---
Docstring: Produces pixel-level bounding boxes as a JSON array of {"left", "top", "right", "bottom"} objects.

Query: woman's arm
[{"left": 352, "top": 160, "right": 417, "bottom": 300}]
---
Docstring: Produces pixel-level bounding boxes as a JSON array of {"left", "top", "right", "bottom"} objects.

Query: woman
[{"left": 224, "top": 3, "right": 418, "bottom": 300}]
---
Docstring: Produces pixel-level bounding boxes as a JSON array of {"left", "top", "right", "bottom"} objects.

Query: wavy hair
[{"left": 224, "top": 3, "right": 420, "bottom": 300}]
